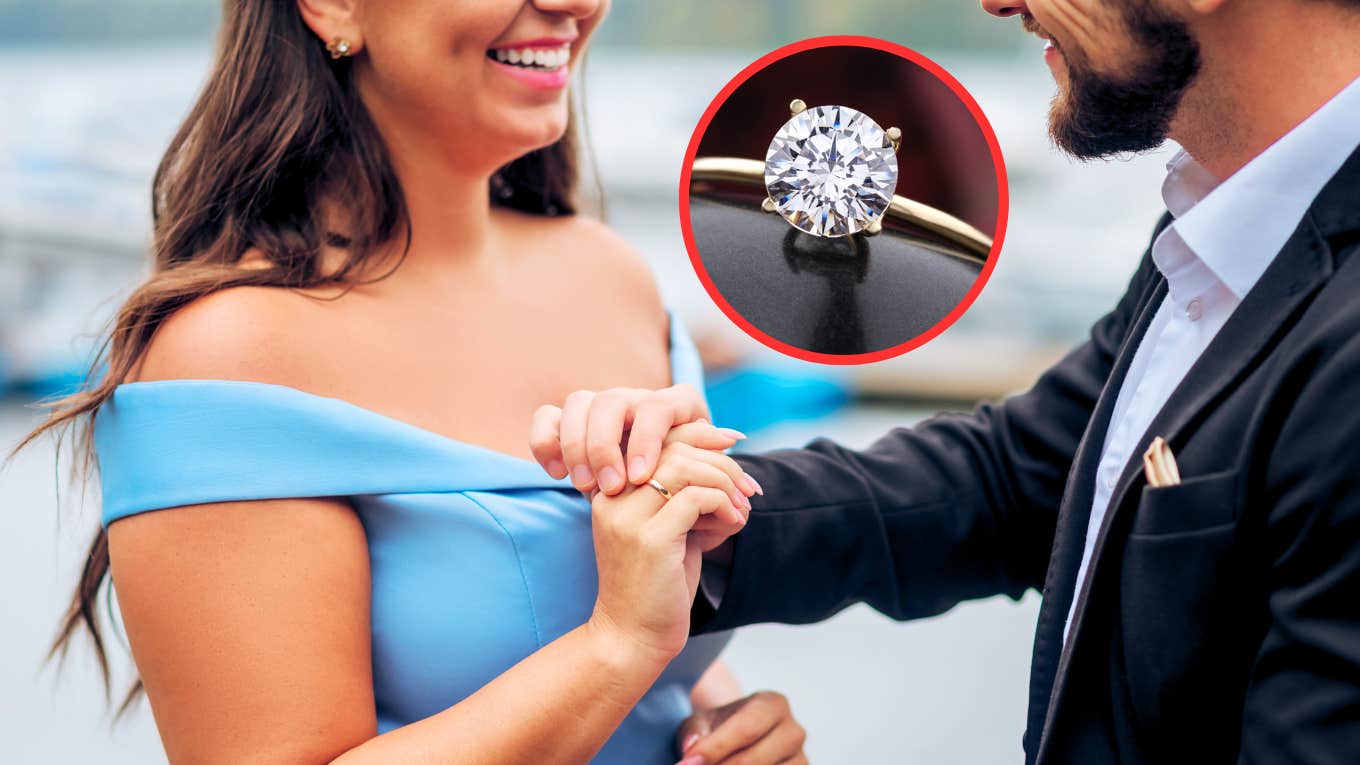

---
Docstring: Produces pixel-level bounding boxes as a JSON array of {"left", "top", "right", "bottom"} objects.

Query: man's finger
[
  {"left": 711, "top": 719, "right": 806, "bottom": 765},
  {"left": 675, "top": 709, "right": 715, "bottom": 758},
  {"left": 685, "top": 694, "right": 783, "bottom": 763},
  {"left": 528, "top": 405, "right": 568, "bottom": 479}
]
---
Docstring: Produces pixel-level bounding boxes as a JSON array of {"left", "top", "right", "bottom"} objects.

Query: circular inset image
[{"left": 681, "top": 36, "right": 1008, "bottom": 364}]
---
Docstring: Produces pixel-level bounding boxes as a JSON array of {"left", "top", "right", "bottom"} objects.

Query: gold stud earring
[{"left": 326, "top": 37, "right": 356, "bottom": 59}]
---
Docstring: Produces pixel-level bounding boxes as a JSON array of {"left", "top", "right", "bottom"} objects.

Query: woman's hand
[
  {"left": 675, "top": 691, "right": 809, "bottom": 765},
  {"left": 587, "top": 426, "right": 755, "bottom": 662},
  {"left": 530, "top": 384, "right": 730, "bottom": 494}
]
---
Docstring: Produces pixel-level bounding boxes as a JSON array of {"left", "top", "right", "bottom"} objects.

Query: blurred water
[{"left": 0, "top": 44, "right": 1177, "bottom": 763}]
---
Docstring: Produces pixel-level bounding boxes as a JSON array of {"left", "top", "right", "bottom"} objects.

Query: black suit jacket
[{"left": 695, "top": 144, "right": 1360, "bottom": 763}]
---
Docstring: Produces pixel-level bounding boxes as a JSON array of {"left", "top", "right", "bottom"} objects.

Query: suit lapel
[
  {"left": 1034, "top": 147, "right": 1352, "bottom": 759},
  {"left": 1022, "top": 261, "right": 1168, "bottom": 761}
]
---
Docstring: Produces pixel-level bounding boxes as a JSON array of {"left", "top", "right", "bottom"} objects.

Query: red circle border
[{"left": 678, "top": 35, "right": 1010, "bottom": 366}]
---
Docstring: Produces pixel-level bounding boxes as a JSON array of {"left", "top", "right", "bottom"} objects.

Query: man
[{"left": 532, "top": 0, "right": 1360, "bottom": 761}]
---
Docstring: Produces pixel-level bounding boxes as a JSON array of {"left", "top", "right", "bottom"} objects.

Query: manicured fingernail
[
  {"left": 743, "top": 473, "right": 763, "bottom": 496},
  {"left": 717, "top": 427, "right": 747, "bottom": 440},
  {"left": 547, "top": 458, "right": 566, "bottom": 478},
  {"left": 598, "top": 466, "right": 623, "bottom": 493},
  {"left": 696, "top": 417, "right": 710, "bottom": 424},
  {"left": 681, "top": 733, "right": 701, "bottom": 753},
  {"left": 677, "top": 756, "right": 706, "bottom": 765},
  {"left": 571, "top": 464, "right": 594, "bottom": 488},
  {"left": 628, "top": 456, "right": 648, "bottom": 481},
  {"left": 731, "top": 491, "right": 751, "bottom": 511}
]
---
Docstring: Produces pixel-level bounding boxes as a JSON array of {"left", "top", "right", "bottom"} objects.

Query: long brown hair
[{"left": 9, "top": 0, "right": 585, "bottom": 715}]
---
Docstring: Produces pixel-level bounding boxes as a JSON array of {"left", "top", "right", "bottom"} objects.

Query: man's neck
[{"left": 1171, "top": 1, "right": 1360, "bottom": 180}]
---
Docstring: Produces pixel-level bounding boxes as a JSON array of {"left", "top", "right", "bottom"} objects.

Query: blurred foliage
[{"left": 0, "top": 0, "right": 1020, "bottom": 52}]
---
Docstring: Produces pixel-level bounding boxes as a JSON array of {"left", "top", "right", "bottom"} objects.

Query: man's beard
[{"left": 1038, "top": 4, "right": 1202, "bottom": 159}]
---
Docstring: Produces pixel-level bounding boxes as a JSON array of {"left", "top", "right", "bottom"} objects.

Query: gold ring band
[
  {"left": 646, "top": 479, "right": 673, "bottom": 500},
  {"left": 689, "top": 156, "right": 994, "bottom": 262}
]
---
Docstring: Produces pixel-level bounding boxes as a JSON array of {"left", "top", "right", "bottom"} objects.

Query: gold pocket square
[{"left": 1141, "top": 436, "right": 1182, "bottom": 488}]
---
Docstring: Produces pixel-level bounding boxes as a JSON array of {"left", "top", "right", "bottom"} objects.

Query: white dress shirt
[{"left": 1063, "top": 74, "right": 1360, "bottom": 643}]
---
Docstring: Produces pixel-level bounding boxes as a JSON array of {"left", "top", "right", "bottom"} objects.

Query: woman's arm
[
  {"left": 111, "top": 496, "right": 669, "bottom": 765},
  {"left": 110, "top": 432, "right": 754, "bottom": 765}
]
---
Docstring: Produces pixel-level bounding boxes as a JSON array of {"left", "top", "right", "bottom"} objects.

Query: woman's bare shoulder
[
  {"left": 507, "top": 210, "right": 667, "bottom": 321},
  {"left": 131, "top": 265, "right": 336, "bottom": 386}
]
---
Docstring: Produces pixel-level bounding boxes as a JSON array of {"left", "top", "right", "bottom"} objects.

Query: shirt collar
[{"left": 1160, "top": 74, "right": 1360, "bottom": 300}]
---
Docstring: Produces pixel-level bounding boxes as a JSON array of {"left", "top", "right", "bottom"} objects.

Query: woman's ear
[{"left": 296, "top": 0, "right": 362, "bottom": 50}]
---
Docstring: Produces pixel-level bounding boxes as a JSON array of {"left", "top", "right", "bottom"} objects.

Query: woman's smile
[{"left": 486, "top": 38, "right": 574, "bottom": 89}]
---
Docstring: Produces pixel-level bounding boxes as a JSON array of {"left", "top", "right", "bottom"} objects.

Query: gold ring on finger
[{"left": 646, "top": 478, "right": 673, "bottom": 500}]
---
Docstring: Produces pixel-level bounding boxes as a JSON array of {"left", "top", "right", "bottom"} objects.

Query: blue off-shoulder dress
[{"left": 94, "top": 318, "right": 732, "bottom": 764}]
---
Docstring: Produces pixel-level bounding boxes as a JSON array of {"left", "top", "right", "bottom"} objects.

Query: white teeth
[{"left": 490, "top": 45, "right": 570, "bottom": 70}]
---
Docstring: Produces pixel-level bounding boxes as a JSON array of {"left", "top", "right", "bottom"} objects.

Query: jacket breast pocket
[
  {"left": 1129, "top": 468, "right": 1240, "bottom": 537},
  {"left": 1119, "top": 467, "right": 1248, "bottom": 753}
]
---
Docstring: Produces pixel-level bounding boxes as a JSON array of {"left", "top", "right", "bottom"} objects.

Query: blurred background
[{"left": 0, "top": 1, "right": 1176, "bottom": 762}]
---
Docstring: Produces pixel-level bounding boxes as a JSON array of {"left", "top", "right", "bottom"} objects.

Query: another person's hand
[
  {"left": 587, "top": 428, "right": 754, "bottom": 662},
  {"left": 530, "top": 384, "right": 729, "bottom": 494},
  {"left": 674, "top": 691, "right": 808, "bottom": 765}
]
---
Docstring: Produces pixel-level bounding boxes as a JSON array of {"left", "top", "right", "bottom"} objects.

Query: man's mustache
[{"left": 1021, "top": 13, "right": 1055, "bottom": 45}]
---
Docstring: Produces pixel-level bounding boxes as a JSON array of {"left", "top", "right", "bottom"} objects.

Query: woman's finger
[
  {"left": 663, "top": 420, "right": 748, "bottom": 452},
  {"left": 648, "top": 485, "right": 731, "bottom": 540},
  {"left": 653, "top": 449, "right": 749, "bottom": 525},
  {"left": 560, "top": 390, "right": 598, "bottom": 492},
  {"left": 692, "top": 512, "right": 745, "bottom": 532},
  {"left": 585, "top": 388, "right": 644, "bottom": 495},
  {"left": 528, "top": 405, "right": 568, "bottom": 479},
  {"left": 624, "top": 384, "right": 711, "bottom": 485},
  {"left": 664, "top": 441, "right": 759, "bottom": 501},
  {"left": 625, "top": 394, "right": 683, "bottom": 486}
]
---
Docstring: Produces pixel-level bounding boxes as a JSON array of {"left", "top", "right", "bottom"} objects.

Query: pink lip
[{"left": 488, "top": 58, "right": 570, "bottom": 90}]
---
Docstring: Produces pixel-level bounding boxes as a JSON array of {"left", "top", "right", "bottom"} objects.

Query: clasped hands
[{"left": 530, "top": 384, "right": 807, "bottom": 765}]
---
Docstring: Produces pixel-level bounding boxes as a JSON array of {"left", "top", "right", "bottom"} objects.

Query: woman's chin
[{"left": 496, "top": 109, "right": 571, "bottom": 154}]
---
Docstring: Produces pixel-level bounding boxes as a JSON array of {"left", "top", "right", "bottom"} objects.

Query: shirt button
[{"left": 1186, "top": 298, "right": 1204, "bottom": 321}]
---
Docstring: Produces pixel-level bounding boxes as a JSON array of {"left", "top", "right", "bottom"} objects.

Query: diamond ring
[
  {"left": 762, "top": 99, "right": 902, "bottom": 238},
  {"left": 689, "top": 155, "right": 993, "bottom": 261}
]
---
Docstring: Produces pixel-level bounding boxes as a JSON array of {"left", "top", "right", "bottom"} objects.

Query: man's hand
[
  {"left": 675, "top": 691, "right": 808, "bottom": 765},
  {"left": 529, "top": 384, "right": 752, "bottom": 495}
]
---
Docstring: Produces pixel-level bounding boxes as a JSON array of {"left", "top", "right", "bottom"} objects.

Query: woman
[{"left": 14, "top": 1, "right": 809, "bottom": 763}]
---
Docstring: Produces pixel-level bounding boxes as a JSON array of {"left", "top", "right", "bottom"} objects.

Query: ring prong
[
  {"left": 761, "top": 196, "right": 778, "bottom": 213},
  {"left": 886, "top": 126, "right": 902, "bottom": 151},
  {"left": 865, "top": 217, "right": 884, "bottom": 236},
  {"left": 789, "top": 98, "right": 807, "bottom": 116}
]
